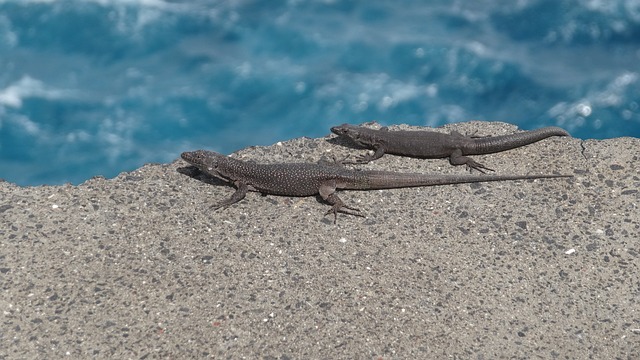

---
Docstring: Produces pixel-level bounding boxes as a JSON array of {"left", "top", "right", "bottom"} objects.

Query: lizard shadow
[
  {"left": 176, "top": 165, "right": 230, "bottom": 187},
  {"left": 325, "top": 136, "right": 368, "bottom": 151}
]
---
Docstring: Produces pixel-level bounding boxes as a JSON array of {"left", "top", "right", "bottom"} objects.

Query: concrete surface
[{"left": 1, "top": 121, "right": 638, "bottom": 358}]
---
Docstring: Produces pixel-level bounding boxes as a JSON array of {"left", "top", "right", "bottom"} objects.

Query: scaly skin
[
  {"left": 331, "top": 123, "right": 570, "bottom": 173},
  {"left": 181, "top": 150, "right": 572, "bottom": 223}
]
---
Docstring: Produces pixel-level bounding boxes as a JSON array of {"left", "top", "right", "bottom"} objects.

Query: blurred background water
[{"left": 1, "top": 0, "right": 639, "bottom": 186}]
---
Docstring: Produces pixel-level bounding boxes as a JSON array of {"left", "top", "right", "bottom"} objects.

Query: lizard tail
[
  {"left": 469, "top": 127, "right": 570, "bottom": 155},
  {"left": 360, "top": 171, "right": 572, "bottom": 189}
]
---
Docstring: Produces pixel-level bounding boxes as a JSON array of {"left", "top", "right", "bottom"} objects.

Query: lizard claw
[
  {"left": 334, "top": 154, "right": 350, "bottom": 164},
  {"left": 337, "top": 152, "right": 375, "bottom": 165},
  {"left": 324, "top": 204, "right": 365, "bottom": 223},
  {"left": 336, "top": 156, "right": 366, "bottom": 165},
  {"left": 465, "top": 159, "right": 495, "bottom": 173},
  {"left": 318, "top": 154, "right": 349, "bottom": 166},
  {"left": 324, "top": 207, "right": 339, "bottom": 223},
  {"left": 354, "top": 154, "right": 374, "bottom": 164},
  {"left": 210, "top": 203, "right": 230, "bottom": 211}
]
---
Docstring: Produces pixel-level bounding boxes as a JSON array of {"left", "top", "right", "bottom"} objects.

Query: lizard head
[
  {"left": 181, "top": 150, "right": 225, "bottom": 176},
  {"left": 330, "top": 123, "right": 371, "bottom": 146},
  {"left": 330, "top": 123, "right": 357, "bottom": 137}
]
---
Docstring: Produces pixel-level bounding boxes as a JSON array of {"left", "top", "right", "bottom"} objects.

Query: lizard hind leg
[
  {"left": 319, "top": 182, "right": 364, "bottom": 223},
  {"left": 323, "top": 193, "right": 365, "bottom": 223},
  {"left": 449, "top": 149, "right": 495, "bottom": 173}
]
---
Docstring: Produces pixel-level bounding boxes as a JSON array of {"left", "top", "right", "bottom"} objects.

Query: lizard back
[{"left": 217, "top": 159, "right": 365, "bottom": 196}]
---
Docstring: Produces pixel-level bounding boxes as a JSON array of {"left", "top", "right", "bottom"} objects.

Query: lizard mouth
[
  {"left": 181, "top": 151, "right": 205, "bottom": 166},
  {"left": 330, "top": 126, "right": 347, "bottom": 135},
  {"left": 181, "top": 151, "right": 195, "bottom": 161}
]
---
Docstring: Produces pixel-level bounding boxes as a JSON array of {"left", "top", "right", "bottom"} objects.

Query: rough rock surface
[{"left": 1, "top": 122, "right": 638, "bottom": 358}]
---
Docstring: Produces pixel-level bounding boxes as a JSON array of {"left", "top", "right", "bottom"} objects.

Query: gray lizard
[
  {"left": 181, "top": 150, "right": 571, "bottom": 222},
  {"left": 330, "top": 123, "right": 570, "bottom": 172}
]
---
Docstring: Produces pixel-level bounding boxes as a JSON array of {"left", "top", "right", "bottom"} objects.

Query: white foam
[
  {"left": 0, "top": 76, "right": 74, "bottom": 108},
  {"left": 10, "top": 114, "right": 41, "bottom": 136},
  {"left": 547, "top": 71, "right": 639, "bottom": 130},
  {"left": 316, "top": 72, "right": 424, "bottom": 114},
  {"left": 0, "top": 0, "right": 57, "bottom": 3},
  {"left": 0, "top": 0, "right": 176, "bottom": 7},
  {"left": 0, "top": 76, "right": 44, "bottom": 108}
]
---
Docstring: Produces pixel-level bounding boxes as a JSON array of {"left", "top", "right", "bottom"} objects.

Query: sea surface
[{"left": 1, "top": 0, "right": 639, "bottom": 186}]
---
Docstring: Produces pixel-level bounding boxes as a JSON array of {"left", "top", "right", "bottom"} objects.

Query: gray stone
[{"left": 1, "top": 122, "right": 638, "bottom": 358}]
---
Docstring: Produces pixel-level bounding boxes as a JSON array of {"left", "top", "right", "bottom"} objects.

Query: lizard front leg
[
  {"left": 212, "top": 180, "right": 249, "bottom": 209},
  {"left": 318, "top": 154, "right": 349, "bottom": 167},
  {"left": 337, "top": 144, "right": 386, "bottom": 165},
  {"left": 354, "top": 145, "right": 385, "bottom": 164},
  {"left": 318, "top": 181, "right": 364, "bottom": 223}
]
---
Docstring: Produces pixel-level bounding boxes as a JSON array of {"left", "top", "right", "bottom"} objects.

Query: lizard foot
[
  {"left": 450, "top": 152, "right": 495, "bottom": 173},
  {"left": 466, "top": 160, "right": 495, "bottom": 174},
  {"left": 210, "top": 202, "right": 232, "bottom": 211},
  {"left": 322, "top": 154, "right": 352, "bottom": 167},
  {"left": 353, "top": 154, "right": 374, "bottom": 164},
  {"left": 337, "top": 156, "right": 369, "bottom": 165},
  {"left": 209, "top": 184, "right": 249, "bottom": 210},
  {"left": 324, "top": 204, "right": 365, "bottom": 223}
]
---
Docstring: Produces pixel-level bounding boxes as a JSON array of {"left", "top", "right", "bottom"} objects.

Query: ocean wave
[{"left": 1, "top": 0, "right": 639, "bottom": 185}]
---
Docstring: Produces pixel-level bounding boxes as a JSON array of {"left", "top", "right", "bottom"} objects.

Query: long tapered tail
[
  {"left": 470, "top": 127, "right": 570, "bottom": 155},
  {"left": 357, "top": 170, "right": 572, "bottom": 190}
]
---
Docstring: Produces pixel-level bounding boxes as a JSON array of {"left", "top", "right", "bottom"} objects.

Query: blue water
[{"left": 1, "top": 0, "right": 639, "bottom": 186}]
